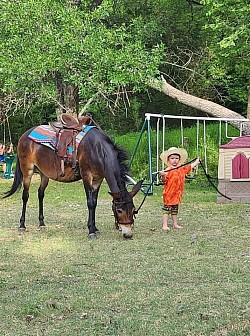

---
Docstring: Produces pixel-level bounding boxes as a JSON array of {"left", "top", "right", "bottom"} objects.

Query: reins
[
  {"left": 198, "top": 159, "right": 232, "bottom": 200},
  {"left": 134, "top": 157, "right": 231, "bottom": 214}
]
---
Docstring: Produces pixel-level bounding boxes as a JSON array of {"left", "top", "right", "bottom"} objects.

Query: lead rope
[
  {"left": 198, "top": 159, "right": 232, "bottom": 200},
  {"left": 135, "top": 158, "right": 231, "bottom": 214}
]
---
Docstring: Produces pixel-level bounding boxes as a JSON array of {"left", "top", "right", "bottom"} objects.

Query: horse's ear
[
  {"left": 108, "top": 191, "right": 121, "bottom": 200},
  {"left": 129, "top": 180, "right": 143, "bottom": 198}
]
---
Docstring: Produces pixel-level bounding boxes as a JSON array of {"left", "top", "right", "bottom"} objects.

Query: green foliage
[
  {"left": 128, "top": 98, "right": 143, "bottom": 131},
  {"left": 0, "top": 0, "right": 249, "bottom": 130},
  {"left": 200, "top": 0, "right": 250, "bottom": 108},
  {"left": 0, "top": 0, "right": 164, "bottom": 101}
]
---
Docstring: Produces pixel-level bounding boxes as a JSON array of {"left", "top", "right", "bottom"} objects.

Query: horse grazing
[{"left": 4, "top": 124, "right": 143, "bottom": 239}]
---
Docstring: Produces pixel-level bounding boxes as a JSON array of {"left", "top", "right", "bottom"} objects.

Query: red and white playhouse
[{"left": 217, "top": 135, "right": 250, "bottom": 203}]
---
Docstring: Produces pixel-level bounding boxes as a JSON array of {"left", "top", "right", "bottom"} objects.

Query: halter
[{"left": 112, "top": 199, "right": 136, "bottom": 225}]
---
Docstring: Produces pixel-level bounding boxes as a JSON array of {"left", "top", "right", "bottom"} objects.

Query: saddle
[{"left": 49, "top": 114, "right": 92, "bottom": 177}]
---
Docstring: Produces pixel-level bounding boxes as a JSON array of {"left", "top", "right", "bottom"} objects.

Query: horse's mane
[
  {"left": 101, "top": 130, "right": 129, "bottom": 179},
  {"left": 115, "top": 143, "right": 130, "bottom": 177}
]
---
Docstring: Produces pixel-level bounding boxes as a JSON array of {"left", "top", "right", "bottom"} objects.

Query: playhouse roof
[{"left": 220, "top": 135, "right": 250, "bottom": 149}]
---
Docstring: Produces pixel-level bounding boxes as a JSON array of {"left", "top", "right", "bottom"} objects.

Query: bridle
[{"left": 112, "top": 199, "right": 136, "bottom": 226}]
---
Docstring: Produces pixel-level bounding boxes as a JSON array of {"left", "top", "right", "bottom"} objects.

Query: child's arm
[
  {"left": 159, "top": 170, "right": 169, "bottom": 183},
  {"left": 191, "top": 157, "right": 200, "bottom": 169}
]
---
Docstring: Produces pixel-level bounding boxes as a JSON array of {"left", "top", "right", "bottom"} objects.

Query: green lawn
[{"left": 0, "top": 177, "right": 249, "bottom": 335}]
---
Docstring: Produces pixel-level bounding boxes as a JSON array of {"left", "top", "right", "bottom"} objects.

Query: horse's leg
[
  {"left": 38, "top": 174, "right": 49, "bottom": 228},
  {"left": 84, "top": 185, "right": 101, "bottom": 239},
  {"left": 19, "top": 175, "right": 32, "bottom": 231}
]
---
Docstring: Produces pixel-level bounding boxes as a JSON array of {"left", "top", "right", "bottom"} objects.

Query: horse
[{"left": 3, "top": 124, "right": 143, "bottom": 239}]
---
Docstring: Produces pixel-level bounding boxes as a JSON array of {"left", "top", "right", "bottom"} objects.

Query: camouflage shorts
[{"left": 162, "top": 204, "right": 179, "bottom": 215}]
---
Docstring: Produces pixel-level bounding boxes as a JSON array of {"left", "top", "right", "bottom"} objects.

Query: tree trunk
[
  {"left": 53, "top": 1, "right": 103, "bottom": 119},
  {"left": 149, "top": 76, "right": 250, "bottom": 135},
  {"left": 64, "top": 82, "right": 79, "bottom": 116},
  {"left": 54, "top": 72, "right": 79, "bottom": 118}
]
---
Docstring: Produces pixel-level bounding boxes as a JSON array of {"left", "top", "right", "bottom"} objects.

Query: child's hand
[
  {"left": 159, "top": 170, "right": 166, "bottom": 176},
  {"left": 159, "top": 170, "right": 168, "bottom": 184},
  {"left": 191, "top": 157, "right": 200, "bottom": 169}
]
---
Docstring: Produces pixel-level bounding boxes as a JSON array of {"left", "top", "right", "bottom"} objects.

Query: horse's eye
[{"left": 117, "top": 209, "right": 123, "bottom": 214}]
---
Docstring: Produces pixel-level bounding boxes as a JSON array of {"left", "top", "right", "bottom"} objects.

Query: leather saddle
[{"left": 49, "top": 114, "right": 92, "bottom": 177}]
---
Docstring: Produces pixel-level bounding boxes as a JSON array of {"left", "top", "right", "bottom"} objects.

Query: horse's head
[{"left": 109, "top": 180, "right": 143, "bottom": 239}]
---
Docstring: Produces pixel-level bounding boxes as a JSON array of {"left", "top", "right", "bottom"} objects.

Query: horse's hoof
[
  {"left": 123, "top": 233, "right": 133, "bottom": 240},
  {"left": 38, "top": 225, "right": 46, "bottom": 231},
  {"left": 88, "top": 233, "right": 97, "bottom": 240},
  {"left": 18, "top": 227, "right": 26, "bottom": 233}
]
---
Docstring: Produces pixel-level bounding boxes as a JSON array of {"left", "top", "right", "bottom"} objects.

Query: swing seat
[
  {"left": 3, "top": 154, "right": 15, "bottom": 179},
  {"left": 185, "top": 173, "right": 198, "bottom": 181}
]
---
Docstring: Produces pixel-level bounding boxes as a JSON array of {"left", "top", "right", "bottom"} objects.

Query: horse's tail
[{"left": 3, "top": 155, "right": 23, "bottom": 198}]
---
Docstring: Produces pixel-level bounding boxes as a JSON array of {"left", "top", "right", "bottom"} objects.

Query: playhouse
[{"left": 217, "top": 135, "right": 250, "bottom": 203}]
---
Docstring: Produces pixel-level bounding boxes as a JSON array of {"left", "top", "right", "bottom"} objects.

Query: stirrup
[{"left": 60, "top": 159, "right": 65, "bottom": 177}]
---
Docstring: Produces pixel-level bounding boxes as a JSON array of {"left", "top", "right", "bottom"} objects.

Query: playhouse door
[{"left": 232, "top": 153, "right": 249, "bottom": 179}]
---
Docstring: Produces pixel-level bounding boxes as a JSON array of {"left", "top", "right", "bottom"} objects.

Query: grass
[{"left": 0, "top": 177, "right": 249, "bottom": 335}]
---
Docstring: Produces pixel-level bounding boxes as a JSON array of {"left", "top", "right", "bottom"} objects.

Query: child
[{"left": 159, "top": 147, "right": 200, "bottom": 230}]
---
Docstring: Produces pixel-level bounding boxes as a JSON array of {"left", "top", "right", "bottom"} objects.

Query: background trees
[
  {"left": 200, "top": 0, "right": 250, "bottom": 116},
  {"left": 0, "top": 0, "right": 249, "bottom": 141},
  {"left": 0, "top": 1, "right": 163, "bottom": 116}
]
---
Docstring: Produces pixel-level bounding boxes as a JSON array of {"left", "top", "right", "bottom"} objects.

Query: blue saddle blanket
[{"left": 29, "top": 125, "right": 95, "bottom": 157}]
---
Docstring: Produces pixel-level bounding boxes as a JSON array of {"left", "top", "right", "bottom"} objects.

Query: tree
[
  {"left": 199, "top": 0, "right": 250, "bottom": 116},
  {"left": 0, "top": 0, "right": 164, "bottom": 117},
  {"left": 148, "top": 0, "right": 250, "bottom": 134},
  {"left": 0, "top": 0, "right": 249, "bottom": 134},
  {"left": 149, "top": 76, "right": 250, "bottom": 134}
]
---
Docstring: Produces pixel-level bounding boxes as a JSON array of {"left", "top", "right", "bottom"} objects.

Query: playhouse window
[{"left": 232, "top": 153, "right": 249, "bottom": 179}]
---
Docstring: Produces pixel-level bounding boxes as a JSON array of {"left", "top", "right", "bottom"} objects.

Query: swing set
[
  {"left": 0, "top": 112, "right": 15, "bottom": 179},
  {"left": 129, "top": 113, "right": 250, "bottom": 194}
]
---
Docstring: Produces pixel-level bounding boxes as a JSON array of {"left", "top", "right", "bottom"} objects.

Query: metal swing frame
[{"left": 129, "top": 113, "right": 249, "bottom": 195}]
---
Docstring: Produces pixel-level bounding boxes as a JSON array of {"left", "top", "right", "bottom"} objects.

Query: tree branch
[{"left": 148, "top": 76, "right": 250, "bottom": 134}]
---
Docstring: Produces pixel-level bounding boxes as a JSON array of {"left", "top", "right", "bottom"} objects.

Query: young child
[{"left": 159, "top": 147, "right": 200, "bottom": 230}]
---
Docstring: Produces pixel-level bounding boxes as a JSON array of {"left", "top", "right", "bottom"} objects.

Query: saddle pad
[{"left": 28, "top": 125, "right": 95, "bottom": 157}]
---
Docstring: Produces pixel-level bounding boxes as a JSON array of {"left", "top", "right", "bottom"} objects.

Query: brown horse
[{"left": 4, "top": 126, "right": 143, "bottom": 239}]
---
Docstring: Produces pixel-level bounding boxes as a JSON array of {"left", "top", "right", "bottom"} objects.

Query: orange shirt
[{"left": 162, "top": 165, "right": 191, "bottom": 205}]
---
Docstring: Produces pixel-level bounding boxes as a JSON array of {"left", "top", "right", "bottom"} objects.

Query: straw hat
[{"left": 160, "top": 147, "right": 188, "bottom": 167}]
